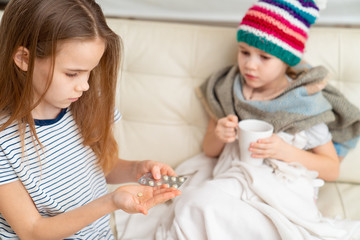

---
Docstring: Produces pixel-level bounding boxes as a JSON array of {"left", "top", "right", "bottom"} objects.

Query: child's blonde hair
[{"left": 0, "top": 0, "right": 121, "bottom": 174}]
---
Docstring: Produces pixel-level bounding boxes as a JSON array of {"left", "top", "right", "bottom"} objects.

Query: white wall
[{"left": 98, "top": 0, "right": 360, "bottom": 26}]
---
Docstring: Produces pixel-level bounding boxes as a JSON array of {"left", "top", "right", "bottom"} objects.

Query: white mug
[{"left": 238, "top": 119, "right": 274, "bottom": 165}]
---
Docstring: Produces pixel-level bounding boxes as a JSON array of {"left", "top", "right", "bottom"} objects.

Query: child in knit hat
[{"left": 155, "top": 0, "right": 360, "bottom": 239}]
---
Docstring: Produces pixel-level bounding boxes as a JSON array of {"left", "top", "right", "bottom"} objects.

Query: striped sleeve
[
  {"left": 114, "top": 108, "right": 122, "bottom": 123},
  {"left": 0, "top": 133, "right": 19, "bottom": 185},
  {"left": 0, "top": 157, "right": 18, "bottom": 185}
]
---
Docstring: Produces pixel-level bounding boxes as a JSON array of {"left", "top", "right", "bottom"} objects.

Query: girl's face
[
  {"left": 237, "top": 42, "right": 288, "bottom": 93},
  {"left": 31, "top": 38, "right": 106, "bottom": 119}
]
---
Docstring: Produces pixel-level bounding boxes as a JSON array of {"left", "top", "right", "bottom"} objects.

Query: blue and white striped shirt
[{"left": 0, "top": 108, "right": 121, "bottom": 239}]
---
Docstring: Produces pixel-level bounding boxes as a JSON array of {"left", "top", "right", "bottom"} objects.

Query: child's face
[
  {"left": 31, "top": 38, "right": 106, "bottom": 119},
  {"left": 237, "top": 42, "right": 288, "bottom": 91}
]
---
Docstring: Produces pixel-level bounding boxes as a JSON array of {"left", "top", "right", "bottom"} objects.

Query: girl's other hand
[
  {"left": 249, "top": 134, "right": 289, "bottom": 161},
  {"left": 112, "top": 185, "right": 181, "bottom": 215},
  {"left": 215, "top": 114, "right": 239, "bottom": 143}
]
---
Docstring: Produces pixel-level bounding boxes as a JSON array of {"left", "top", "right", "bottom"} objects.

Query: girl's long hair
[{"left": 0, "top": 0, "right": 121, "bottom": 174}]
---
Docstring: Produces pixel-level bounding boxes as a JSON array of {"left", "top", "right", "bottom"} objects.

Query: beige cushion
[
  {"left": 318, "top": 182, "right": 360, "bottom": 220},
  {"left": 304, "top": 27, "right": 360, "bottom": 183},
  {"left": 108, "top": 19, "right": 237, "bottom": 167}
]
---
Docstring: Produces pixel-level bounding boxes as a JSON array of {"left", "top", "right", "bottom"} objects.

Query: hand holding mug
[
  {"left": 238, "top": 119, "right": 274, "bottom": 165},
  {"left": 215, "top": 115, "right": 239, "bottom": 143}
]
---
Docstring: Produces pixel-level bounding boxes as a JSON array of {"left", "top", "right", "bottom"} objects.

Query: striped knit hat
[{"left": 237, "top": 0, "right": 319, "bottom": 66}]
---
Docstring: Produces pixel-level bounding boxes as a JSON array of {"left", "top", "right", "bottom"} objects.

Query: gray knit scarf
[{"left": 196, "top": 64, "right": 360, "bottom": 157}]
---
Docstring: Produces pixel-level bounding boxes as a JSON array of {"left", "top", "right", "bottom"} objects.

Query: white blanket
[
  {"left": 155, "top": 142, "right": 360, "bottom": 240},
  {"left": 115, "top": 142, "right": 360, "bottom": 239}
]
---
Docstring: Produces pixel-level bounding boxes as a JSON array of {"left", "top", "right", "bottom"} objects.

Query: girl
[
  {"left": 156, "top": 0, "right": 360, "bottom": 239},
  {"left": 0, "top": 0, "right": 181, "bottom": 239}
]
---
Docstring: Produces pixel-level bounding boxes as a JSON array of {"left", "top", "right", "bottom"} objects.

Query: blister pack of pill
[{"left": 138, "top": 173, "right": 187, "bottom": 189}]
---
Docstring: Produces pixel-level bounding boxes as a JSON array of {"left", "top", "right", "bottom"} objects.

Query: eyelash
[
  {"left": 241, "top": 51, "right": 270, "bottom": 60},
  {"left": 241, "top": 51, "right": 249, "bottom": 56},
  {"left": 66, "top": 73, "right": 78, "bottom": 78}
]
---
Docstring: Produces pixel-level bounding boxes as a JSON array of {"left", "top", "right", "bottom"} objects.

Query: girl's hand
[
  {"left": 215, "top": 114, "right": 238, "bottom": 143},
  {"left": 135, "top": 160, "right": 177, "bottom": 181},
  {"left": 248, "top": 134, "right": 290, "bottom": 161},
  {"left": 112, "top": 184, "right": 181, "bottom": 215}
]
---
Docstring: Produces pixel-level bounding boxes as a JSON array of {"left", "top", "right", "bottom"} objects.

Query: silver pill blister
[{"left": 138, "top": 173, "right": 187, "bottom": 188}]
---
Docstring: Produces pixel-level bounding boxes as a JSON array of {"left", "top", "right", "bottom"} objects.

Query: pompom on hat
[{"left": 237, "top": 0, "right": 320, "bottom": 66}]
